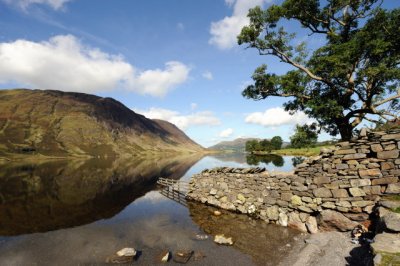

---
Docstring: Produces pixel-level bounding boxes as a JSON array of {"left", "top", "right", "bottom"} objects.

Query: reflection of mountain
[
  {"left": 0, "top": 154, "right": 202, "bottom": 236},
  {"left": 246, "top": 154, "right": 284, "bottom": 167},
  {"left": 208, "top": 153, "right": 248, "bottom": 164},
  {"left": 187, "top": 202, "right": 300, "bottom": 266}
]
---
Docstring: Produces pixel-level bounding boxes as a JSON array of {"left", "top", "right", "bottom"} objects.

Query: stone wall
[{"left": 186, "top": 129, "right": 400, "bottom": 233}]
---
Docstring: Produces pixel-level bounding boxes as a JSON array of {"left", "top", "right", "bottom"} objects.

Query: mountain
[
  {"left": 0, "top": 89, "right": 203, "bottom": 158},
  {"left": 209, "top": 138, "right": 260, "bottom": 152}
]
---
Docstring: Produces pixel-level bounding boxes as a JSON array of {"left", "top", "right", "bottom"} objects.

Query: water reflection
[
  {"left": 0, "top": 154, "right": 202, "bottom": 236},
  {"left": 246, "top": 154, "right": 284, "bottom": 167}
]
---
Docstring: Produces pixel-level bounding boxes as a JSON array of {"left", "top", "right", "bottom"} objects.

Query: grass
[
  {"left": 379, "top": 252, "right": 400, "bottom": 266},
  {"left": 273, "top": 145, "right": 334, "bottom": 156}
]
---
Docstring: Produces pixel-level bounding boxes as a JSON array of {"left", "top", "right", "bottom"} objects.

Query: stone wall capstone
[{"left": 186, "top": 129, "right": 400, "bottom": 233}]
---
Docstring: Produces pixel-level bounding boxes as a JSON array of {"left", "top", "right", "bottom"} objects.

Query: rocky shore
[{"left": 186, "top": 129, "right": 400, "bottom": 265}]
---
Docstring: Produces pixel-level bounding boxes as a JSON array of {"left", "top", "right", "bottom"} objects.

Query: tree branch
[{"left": 373, "top": 91, "right": 400, "bottom": 107}]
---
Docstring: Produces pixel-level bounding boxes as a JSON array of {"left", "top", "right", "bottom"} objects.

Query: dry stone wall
[{"left": 186, "top": 130, "right": 400, "bottom": 233}]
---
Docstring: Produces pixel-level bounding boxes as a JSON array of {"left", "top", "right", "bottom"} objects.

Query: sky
[{"left": 0, "top": 0, "right": 398, "bottom": 147}]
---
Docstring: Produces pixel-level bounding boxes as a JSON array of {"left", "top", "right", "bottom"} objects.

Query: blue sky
[{"left": 0, "top": 0, "right": 398, "bottom": 147}]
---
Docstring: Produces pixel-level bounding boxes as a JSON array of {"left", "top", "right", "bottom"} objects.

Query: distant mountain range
[
  {"left": 0, "top": 89, "right": 204, "bottom": 158},
  {"left": 208, "top": 138, "right": 260, "bottom": 152},
  {"left": 209, "top": 137, "right": 290, "bottom": 152}
]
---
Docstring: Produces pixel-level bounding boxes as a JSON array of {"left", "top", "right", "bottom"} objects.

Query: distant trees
[
  {"left": 245, "top": 136, "right": 283, "bottom": 153},
  {"left": 290, "top": 123, "right": 318, "bottom": 148}
]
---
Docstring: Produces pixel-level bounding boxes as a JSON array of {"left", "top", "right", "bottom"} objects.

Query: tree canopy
[
  {"left": 245, "top": 136, "right": 283, "bottom": 152},
  {"left": 290, "top": 123, "right": 318, "bottom": 148},
  {"left": 238, "top": 0, "right": 400, "bottom": 140}
]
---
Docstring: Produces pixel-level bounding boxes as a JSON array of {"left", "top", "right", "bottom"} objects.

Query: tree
[
  {"left": 270, "top": 136, "right": 283, "bottom": 150},
  {"left": 260, "top": 139, "right": 273, "bottom": 151},
  {"left": 238, "top": 1, "right": 400, "bottom": 140},
  {"left": 245, "top": 139, "right": 258, "bottom": 152},
  {"left": 290, "top": 123, "right": 318, "bottom": 148}
]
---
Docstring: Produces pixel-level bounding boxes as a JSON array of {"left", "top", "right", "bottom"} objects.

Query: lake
[{"left": 0, "top": 153, "right": 303, "bottom": 265}]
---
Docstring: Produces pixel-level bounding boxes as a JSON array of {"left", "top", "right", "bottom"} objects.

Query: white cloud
[
  {"left": 2, "top": 0, "right": 72, "bottom": 10},
  {"left": 190, "top": 103, "right": 198, "bottom": 110},
  {"left": 134, "top": 107, "right": 221, "bottom": 130},
  {"left": 202, "top": 70, "right": 213, "bottom": 80},
  {"left": 209, "top": 0, "right": 271, "bottom": 49},
  {"left": 219, "top": 128, "right": 234, "bottom": 138},
  {"left": 245, "top": 107, "right": 313, "bottom": 127},
  {"left": 0, "top": 35, "right": 190, "bottom": 97}
]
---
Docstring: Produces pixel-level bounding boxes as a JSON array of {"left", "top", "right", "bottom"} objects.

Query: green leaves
[{"left": 239, "top": 0, "right": 400, "bottom": 140}]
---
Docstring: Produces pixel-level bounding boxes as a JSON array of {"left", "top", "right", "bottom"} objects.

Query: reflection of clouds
[{"left": 141, "top": 191, "right": 168, "bottom": 204}]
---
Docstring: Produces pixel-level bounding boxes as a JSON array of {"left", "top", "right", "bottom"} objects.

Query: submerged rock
[
  {"left": 173, "top": 250, "right": 193, "bottom": 264},
  {"left": 116, "top": 247, "right": 137, "bottom": 257},
  {"left": 214, "top": 234, "right": 234, "bottom": 245}
]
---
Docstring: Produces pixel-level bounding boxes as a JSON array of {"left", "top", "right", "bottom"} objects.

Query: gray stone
[
  {"left": 349, "top": 187, "right": 366, "bottom": 197},
  {"left": 335, "top": 164, "right": 349, "bottom": 170},
  {"left": 350, "top": 179, "right": 371, "bottom": 187},
  {"left": 359, "top": 169, "right": 382, "bottom": 178},
  {"left": 386, "top": 183, "right": 400, "bottom": 194},
  {"left": 377, "top": 150, "right": 399, "bottom": 159},
  {"left": 371, "top": 233, "right": 400, "bottom": 254},
  {"left": 343, "top": 153, "right": 367, "bottom": 160},
  {"left": 317, "top": 210, "right": 358, "bottom": 232},
  {"left": 209, "top": 188, "right": 217, "bottom": 195},
  {"left": 381, "top": 200, "right": 400, "bottom": 210},
  {"left": 383, "top": 212, "right": 400, "bottom": 232},
  {"left": 306, "top": 216, "right": 318, "bottom": 234},
  {"left": 334, "top": 149, "right": 356, "bottom": 155},
  {"left": 288, "top": 212, "right": 307, "bottom": 232},
  {"left": 278, "top": 212, "right": 288, "bottom": 227},
  {"left": 313, "top": 188, "right": 333, "bottom": 198},
  {"left": 371, "top": 177, "right": 399, "bottom": 185},
  {"left": 382, "top": 133, "right": 400, "bottom": 140},
  {"left": 371, "top": 144, "right": 383, "bottom": 152},
  {"left": 331, "top": 189, "right": 349, "bottom": 198},
  {"left": 266, "top": 206, "right": 279, "bottom": 221},
  {"left": 351, "top": 201, "right": 374, "bottom": 208}
]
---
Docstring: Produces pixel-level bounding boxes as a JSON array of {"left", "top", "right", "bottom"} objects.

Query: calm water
[{"left": 0, "top": 153, "right": 302, "bottom": 266}]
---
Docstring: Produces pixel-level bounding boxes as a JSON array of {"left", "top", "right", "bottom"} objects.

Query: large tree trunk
[{"left": 337, "top": 120, "right": 354, "bottom": 141}]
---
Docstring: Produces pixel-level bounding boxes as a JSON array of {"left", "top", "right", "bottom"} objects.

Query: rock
[
  {"left": 371, "top": 233, "right": 400, "bottom": 254},
  {"left": 331, "top": 189, "right": 349, "bottom": 198},
  {"left": 248, "top": 204, "right": 256, "bottom": 214},
  {"left": 383, "top": 212, "right": 400, "bottom": 232},
  {"left": 373, "top": 254, "right": 382, "bottom": 266},
  {"left": 380, "top": 200, "right": 400, "bottom": 210},
  {"left": 209, "top": 188, "right": 217, "bottom": 195},
  {"left": 371, "top": 144, "right": 383, "bottom": 152},
  {"left": 313, "top": 188, "right": 333, "bottom": 198},
  {"left": 291, "top": 195, "right": 303, "bottom": 205},
  {"left": 350, "top": 179, "right": 371, "bottom": 187},
  {"left": 317, "top": 210, "right": 358, "bottom": 232},
  {"left": 386, "top": 183, "right": 400, "bottom": 194},
  {"left": 159, "top": 251, "right": 170, "bottom": 263},
  {"left": 116, "top": 248, "right": 137, "bottom": 257},
  {"left": 237, "top": 193, "right": 246, "bottom": 203},
  {"left": 194, "top": 234, "right": 209, "bottom": 241},
  {"left": 371, "top": 177, "right": 399, "bottom": 185},
  {"left": 106, "top": 254, "right": 134, "bottom": 264},
  {"left": 306, "top": 216, "right": 318, "bottom": 234},
  {"left": 213, "top": 210, "right": 221, "bottom": 216},
  {"left": 278, "top": 212, "right": 288, "bottom": 227},
  {"left": 359, "top": 169, "right": 382, "bottom": 178},
  {"left": 266, "top": 206, "right": 279, "bottom": 221},
  {"left": 377, "top": 150, "right": 399, "bottom": 159},
  {"left": 193, "top": 251, "right": 206, "bottom": 261},
  {"left": 334, "top": 149, "right": 356, "bottom": 155},
  {"left": 343, "top": 153, "right": 367, "bottom": 160},
  {"left": 288, "top": 212, "right": 307, "bottom": 232},
  {"left": 349, "top": 187, "right": 366, "bottom": 197},
  {"left": 173, "top": 250, "right": 193, "bottom": 264},
  {"left": 214, "top": 234, "right": 233, "bottom": 245},
  {"left": 314, "top": 176, "right": 331, "bottom": 184}
]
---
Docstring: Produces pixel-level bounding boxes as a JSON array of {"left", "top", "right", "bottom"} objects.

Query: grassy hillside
[{"left": 0, "top": 89, "right": 204, "bottom": 159}]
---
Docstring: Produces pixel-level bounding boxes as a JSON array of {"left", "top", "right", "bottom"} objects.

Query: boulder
[
  {"left": 371, "top": 233, "right": 400, "bottom": 254},
  {"left": 383, "top": 212, "right": 400, "bottom": 232},
  {"left": 317, "top": 210, "right": 358, "bottom": 232},
  {"left": 288, "top": 212, "right": 307, "bottom": 232}
]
